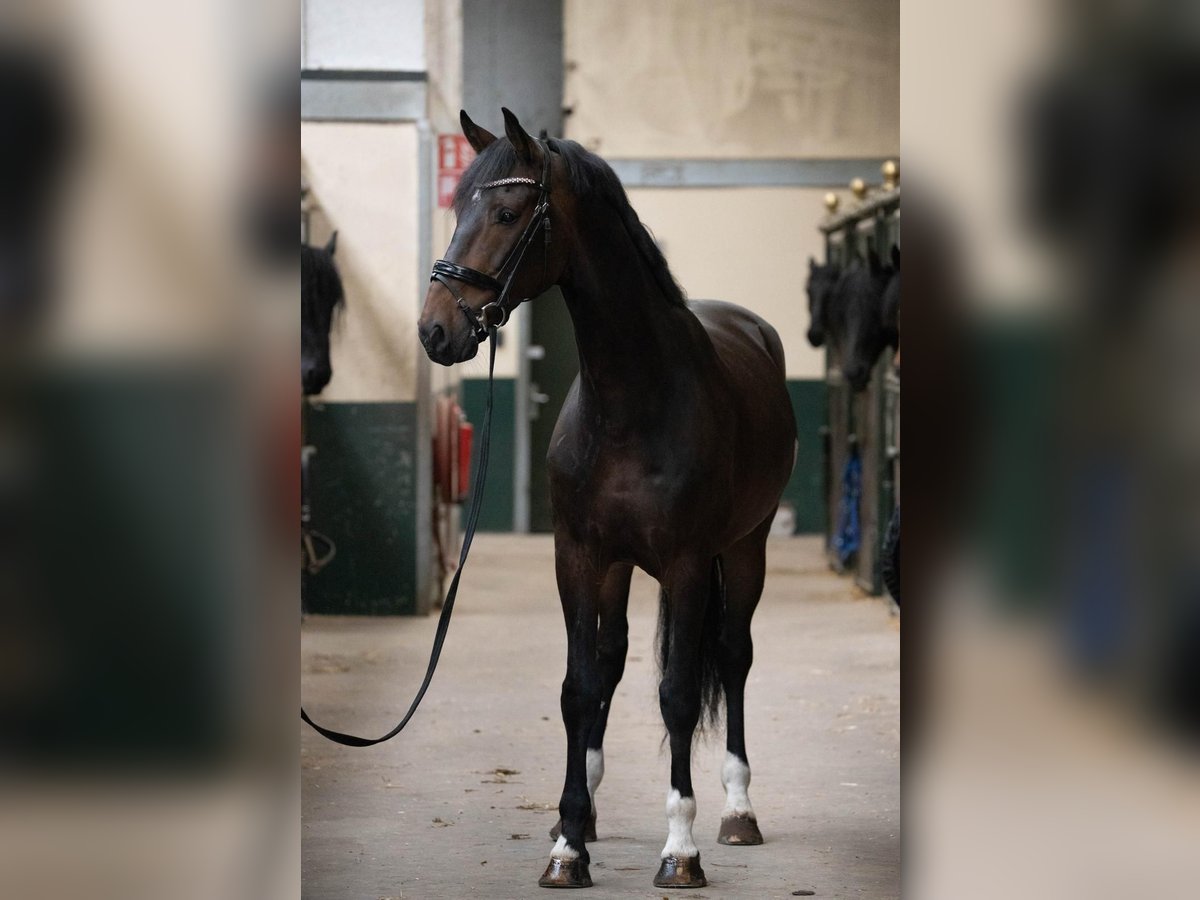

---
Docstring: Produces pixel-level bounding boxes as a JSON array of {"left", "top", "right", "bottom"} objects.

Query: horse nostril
[{"left": 421, "top": 322, "right": 447, "bottom": 355}]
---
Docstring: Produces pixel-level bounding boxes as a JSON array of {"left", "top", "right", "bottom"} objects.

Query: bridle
[{"left": 429, "top": 140, "right": 553, "bottom": 341}]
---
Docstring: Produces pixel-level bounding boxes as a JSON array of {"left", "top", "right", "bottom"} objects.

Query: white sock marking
[
  {"left": 585, "top": 748, "right": 604, "bottom": 811},
  {"left": 551, "top": 834, "right": 579, "bottom": 860},
  {"left": 661, "top": 789, "right": 699, "bottom": 858},
  {"left": 721, "top": 752, "right": 755, "bottom": 819}
]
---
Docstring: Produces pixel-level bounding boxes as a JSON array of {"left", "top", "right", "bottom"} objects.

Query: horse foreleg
[
  {"left": 550, "top": 562, "right": 632, "bottom": 843},
  {"left": 539, "top": 537, "right": 603, "bottom": 889},
  {"left": 716, "top": 518, "right": 771, "bottom": 846},
  {"left": 653, "top": 557, "right": 712, "bottom": 889}
]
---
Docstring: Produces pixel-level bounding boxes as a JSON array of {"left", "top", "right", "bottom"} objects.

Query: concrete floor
[{"left": 302, "top": 535, "right": 899, "bottom": 899}]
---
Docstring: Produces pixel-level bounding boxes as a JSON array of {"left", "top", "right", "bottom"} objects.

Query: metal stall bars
[{"left": 819, "top": 162, "right": 899, "bottom": 595}]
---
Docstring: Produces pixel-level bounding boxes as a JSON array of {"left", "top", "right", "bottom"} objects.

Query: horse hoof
[
  {"left": 539, "top": 857, "right": 592, "bottom": 888},
  {"left": 717, "top": 814, "right": 763, "bottom": 845},
  {"left": 549, "top": 810, "right": 597, "bottom": 843},
  {"left": 653, "top": 854, "right": 707, "bottom": 888}
]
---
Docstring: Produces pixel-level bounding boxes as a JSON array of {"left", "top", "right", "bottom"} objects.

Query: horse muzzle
[
  {"left": 301, "top": 357, "right": 332, "bottom": 396},
  {"left": 418, "top": 316, "right": 480, "bottom": 366}
]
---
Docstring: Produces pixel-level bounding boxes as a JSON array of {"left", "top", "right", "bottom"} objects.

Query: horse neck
[{"left": 557, "top": 204, "right": 701, "bottom": 427}]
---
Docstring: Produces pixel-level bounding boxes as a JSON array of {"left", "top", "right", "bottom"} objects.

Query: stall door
[{"left": 528, "top": 287, "right": 579, "bottom": 532}]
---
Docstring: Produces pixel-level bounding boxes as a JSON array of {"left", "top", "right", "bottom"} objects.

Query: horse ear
[
  {"left": 890, "top": 244, "right": 900, "bottom": 270},
  {"left": 809, "top": 256, "right": 817, "bottom": 271},
  {"left": 501, "top": 107, "right": 536, "bottom": 164},
  {"left": 460, "top": 110, "right": 496, "bottom": 154},
  {"left": 325, "top": 230, "right": 338, "bottom": 257}
]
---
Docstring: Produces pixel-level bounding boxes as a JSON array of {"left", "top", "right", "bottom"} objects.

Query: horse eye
[{"left": 498, "top": 209, "right": 517, "bottom": 224}]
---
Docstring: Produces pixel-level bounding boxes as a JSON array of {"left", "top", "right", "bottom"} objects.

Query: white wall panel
[{"left": 304, "top": 0, "right": 426, "bottom": 71}]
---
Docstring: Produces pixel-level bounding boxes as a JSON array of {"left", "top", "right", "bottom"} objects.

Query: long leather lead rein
[
  {"left": 302, "top": 140, "right": 552, "bottom": 747},
  {"left": 300, "top": 330, "right": 498, "bottom": 746}
]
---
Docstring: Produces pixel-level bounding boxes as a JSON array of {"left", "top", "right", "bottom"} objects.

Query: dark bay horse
[
  {"left": 418, "top": 109, "right": 796, "bottom": 890},
  {"left": 301, "top": 231, "right": 343, "bottom": 396},
  {"left": 831, "top": 249, "right": 897, "bottom": 392}
]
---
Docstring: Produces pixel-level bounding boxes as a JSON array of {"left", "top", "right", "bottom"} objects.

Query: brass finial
[
  {"left": 850, "top": 177, "right": 867, "bottom": 200},
  {"left": 824, "top": 192, "right": 840, "bottom": 214},
  {"left": 882, "top": 159, "right": 899, "bottom": 190}
]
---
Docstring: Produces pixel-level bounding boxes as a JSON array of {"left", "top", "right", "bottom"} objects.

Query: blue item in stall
[{"left": 834, "top": 448, "right": 862, "bottom": 567}]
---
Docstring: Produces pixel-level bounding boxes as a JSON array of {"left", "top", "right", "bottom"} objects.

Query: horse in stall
[
  {"left": 301, "top": 231, "right": 343, "bottom": 396},
  {"left": 300, "top": 231, "right": 344, "bottom": 598},
  {"left": 830, "top": 248, "right": 898, "bottom": 392},
  {"left": 805, "top": 256, "right": 840, "bottom": 348},
  {"left": 418, "top": 109, "right": 796, "bottom": 890}
]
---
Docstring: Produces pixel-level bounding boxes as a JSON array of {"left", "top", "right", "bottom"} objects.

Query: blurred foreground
[
  {"left": 905, "top": 1, "right": 1200, "bottom": 897},
  {"left": 0, "top": 3, "right": 297, "bottom": 898}
]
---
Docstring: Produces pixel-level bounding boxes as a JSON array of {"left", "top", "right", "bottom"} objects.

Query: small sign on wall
[{"left": 438, "top": 135, "right": 476, "bottom": 208}]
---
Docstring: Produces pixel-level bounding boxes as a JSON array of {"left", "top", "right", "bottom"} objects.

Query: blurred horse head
[
  {"left": 301, "top": 231, "right": 343, "bottom": 396},
  {"left": 805, "top": 256, "right": 839, "bottom": 347}
]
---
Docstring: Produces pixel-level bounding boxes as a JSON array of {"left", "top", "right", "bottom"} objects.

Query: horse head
[
  {"left": 301, "top": 230, "right": 343, "bottom": 396},
  {"left": 805, "top": 257, "right": 839, "bottom": 347},
  {"left": 418, "top": 108, "right": 571, "bottom": 366}
]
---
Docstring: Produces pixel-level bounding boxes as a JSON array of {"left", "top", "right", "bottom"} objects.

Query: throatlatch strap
[{"left": 301, "top": 330, "right": 499, "bottom": 746}]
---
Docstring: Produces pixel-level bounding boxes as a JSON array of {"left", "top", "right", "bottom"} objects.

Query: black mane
[
  {"left": 301, "top": 243, "right": 344, "bottom": 320},
  {"left": 454, "top": 137, "right": 686, "bottom": 308}
]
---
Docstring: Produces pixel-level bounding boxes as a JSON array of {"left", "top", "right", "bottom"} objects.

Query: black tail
[{"left": 657, "top": 555, "right": 727, "bottom": 735}]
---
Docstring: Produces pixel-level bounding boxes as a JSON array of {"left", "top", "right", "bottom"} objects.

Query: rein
[
  {"left": 301, "top": 142, "right": 553, "bottom": 747},
  {"left": 301, "top": 330, "right": 498, "bottom": 746}
]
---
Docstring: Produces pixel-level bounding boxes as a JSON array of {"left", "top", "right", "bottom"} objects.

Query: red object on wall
[
  {"left": 433, "top": 396, "right": 474, "bottom": 505},
  {"left": 437, "top": 135, "right": 476, "bottom": 209},
  {"left": 456, "top": 421, "right": 474, "bottom": 503}
]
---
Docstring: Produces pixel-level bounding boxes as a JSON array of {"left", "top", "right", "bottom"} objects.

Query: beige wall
[
  {"left": 424, "top": 0, "right": 464, "bottom": 135},
  {"left": 565, "top": 0, "right": 899, "bottom": 159},
  {"left": 562, "top": 0, "right": 898, "bottom": 382},
  {"left": 302, "top": 122, "right": 422, "bottom": 402},
  {"left": 630, "top": 187, "right": 831, "bottom": 380}
]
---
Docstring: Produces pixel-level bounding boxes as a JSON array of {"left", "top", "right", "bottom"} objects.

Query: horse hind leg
[
  {"left": 716, "top": 516, "right": 772, "bottom": 846},
  {"left": 550, "top": 563, "right": 632, "bottom": 843}
]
